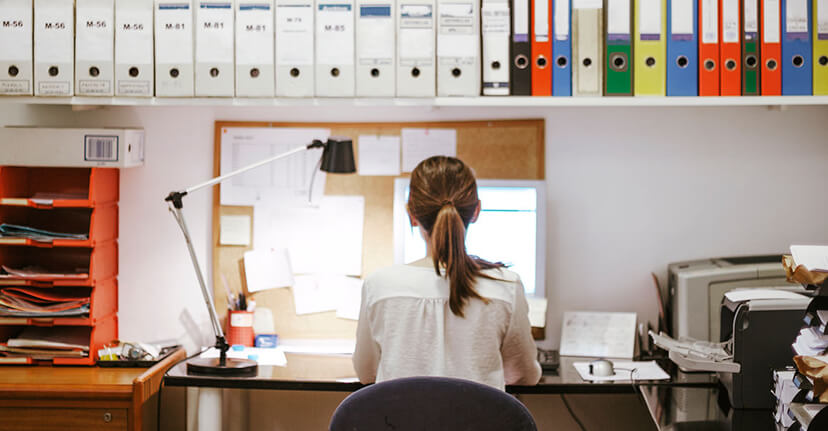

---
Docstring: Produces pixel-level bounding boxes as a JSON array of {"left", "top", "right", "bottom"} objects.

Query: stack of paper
[
  {"left": 773, "top": 369, "right": 798, "bottom": 427},
  {"left": 0, "top": 287, "right": 90, "bottom": 318},
  {"left": 0, "top": 265, "right": 89, "bottom": 280},
  {"left": 790, "top": 245, "right": 828, "bottom": 273},
  {"left": 0, "top": 224, "right": 88, "bottom": 242},
  {"left": 793, "top": 327, "right": 828, "bottom": 357},
  {"left": 1, "top": 327, "right": 89, "bottom": 359}
]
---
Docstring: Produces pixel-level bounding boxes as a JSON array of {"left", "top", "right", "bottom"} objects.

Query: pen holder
[{"left": 227, "top": 310, "right": 254, "bottom": 347}]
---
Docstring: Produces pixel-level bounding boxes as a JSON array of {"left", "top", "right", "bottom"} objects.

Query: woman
[{"left": 353, "top": 156, "right": 541, "bottom": 390}]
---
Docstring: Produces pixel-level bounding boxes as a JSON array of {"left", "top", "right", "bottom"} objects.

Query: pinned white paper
[
  {"left": 253, "top": 196, "right": 365, "bottom": 276},
  {"left": 243, "top": 248, "right": 295, "bottom": 292},
  {"left": 291, "top": 275, "right": 339, "bottom": 314},
  {"left": 219, "top": 215, "right": 251, "bottom": 246},
  {"left": 358, "top": 135, "right": 401, "bottom": 176},
  {"left": 219, "top": 127, "right": 330, "bottom": 206},
  {"left": 335, "top": 277, "right": 364, "bottom": 320},
  {"left": 401, "top": 128, "right": 457, "bottom": 172}
]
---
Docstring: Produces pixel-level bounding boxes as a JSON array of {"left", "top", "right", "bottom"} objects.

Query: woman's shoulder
[{"left": 475, "top": 267, "right": 524, "bottom": 304}]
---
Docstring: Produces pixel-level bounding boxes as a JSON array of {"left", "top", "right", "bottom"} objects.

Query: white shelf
[{"left": 1, "top": 95, "right": 827, "bottom": 108}]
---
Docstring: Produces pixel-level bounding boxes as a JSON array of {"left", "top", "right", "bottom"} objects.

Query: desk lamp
[{"left": 165, "top": 138, "right": 356, "bottom": 376}]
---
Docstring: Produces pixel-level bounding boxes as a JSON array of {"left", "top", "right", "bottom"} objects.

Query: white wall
[{"left": 1, "top": 103, "right": 827, "bottom": 350}]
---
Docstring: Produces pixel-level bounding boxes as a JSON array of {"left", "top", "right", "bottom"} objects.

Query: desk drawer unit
[{"left": 0, "top": 407, "right": 127, "bottom": 430}]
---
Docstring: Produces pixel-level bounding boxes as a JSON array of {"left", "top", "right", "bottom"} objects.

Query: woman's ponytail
[
  {"left": 408, "top": 156, "right": 503, "bottom": 317},
  {"left": 430, "top": 202, "right": 486, "bottom": 317}
]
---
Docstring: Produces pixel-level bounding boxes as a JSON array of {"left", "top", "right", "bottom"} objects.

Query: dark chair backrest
[{"left": 329, "top": 376, "right": 537, "bottom": 431}]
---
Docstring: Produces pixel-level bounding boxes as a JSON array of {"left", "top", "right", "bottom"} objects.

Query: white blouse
[{"left": 353, "top": 263, "right": 542, "bottom": 390}]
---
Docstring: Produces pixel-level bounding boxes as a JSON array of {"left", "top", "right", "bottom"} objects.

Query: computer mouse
[{"left": 589, "top": 359, "right": 615, "bottom": 377}]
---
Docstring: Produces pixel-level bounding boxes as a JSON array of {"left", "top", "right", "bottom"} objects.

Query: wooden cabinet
[{"left": 0, "top": 348, "right": 185, "bottom": 431}]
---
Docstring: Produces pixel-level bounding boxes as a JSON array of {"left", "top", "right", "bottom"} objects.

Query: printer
[
  {"left": 668, "top": 255, "right": 802, "bottom": 342},
  {"left": 653, "top": 289, "right": 810, "bottom": 409}
]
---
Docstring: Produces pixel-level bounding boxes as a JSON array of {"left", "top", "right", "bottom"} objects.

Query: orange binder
[
  {"left": 531, "top": 0, "right": 553, "bottom": 95},
  {"left": 760, "top": 0, "right": 781, "bottom": 95},
  {"left": 719, "top": 0, "right": 741, "bottom": 95},
  {"left": 699, "top": 0, "right": 720, "bottom": 95}
]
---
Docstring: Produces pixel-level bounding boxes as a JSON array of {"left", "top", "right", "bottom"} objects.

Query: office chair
[{"left": 328, "top": 376, "right": 538, "bottom": 431}]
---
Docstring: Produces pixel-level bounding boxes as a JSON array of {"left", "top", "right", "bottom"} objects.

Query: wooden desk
[{"left": 0, "top": 348, "right": 185, "bottom": 431}]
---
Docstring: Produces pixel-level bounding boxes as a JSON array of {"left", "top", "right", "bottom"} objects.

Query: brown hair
[{"left": 408, "top": 156, "right": 504, "bottom": 317}]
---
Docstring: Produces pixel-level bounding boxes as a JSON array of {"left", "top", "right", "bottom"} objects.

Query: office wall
[
  {"left": 2, "top": 103, "right": 828, "bottom": 429},
  {"left": 2, "top": 103, "right": 826, "bottom": 351}
]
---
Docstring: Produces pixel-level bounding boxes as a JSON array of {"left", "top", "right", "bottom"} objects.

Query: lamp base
[{"left": 186, "top": 357, "right": 258, "bottom": 377}]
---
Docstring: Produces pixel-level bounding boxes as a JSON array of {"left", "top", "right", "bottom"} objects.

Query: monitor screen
[{"left": 393, "top": 179, "right": 546, "bottom": 297}]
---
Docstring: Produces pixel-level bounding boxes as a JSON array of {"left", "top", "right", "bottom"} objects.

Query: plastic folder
[
  {"left": 761, "top": 0, "right": 782, "bottom": 94},
  {"left": 781, "top": 0, "right": 812, "bottom": 95},
  {"left": 532, "top": 0, "right": 552, "bottom": 95},
  {"left": 699, "top": 0, "right": 720, "bottom": 95},
  {"left": 667, "top": 0, "right": 698, "bottom": 96},
  {"left": 815, "top": 0, "right": 828, "bottom": 94},
  {"left": 720, "top": 0, "right": 741, "bottom": 95},
  {"left": 605, "top": 0, "right": 633, "bottom": 95},
  {"left": 743, "top": 0, "right": 761, "bottom": 94},
  {"left": 634, "top": 0, "right": 667, "bottom": 95},
  {"left": 553, "top": 0, "right": 572, "bottom": 95}
]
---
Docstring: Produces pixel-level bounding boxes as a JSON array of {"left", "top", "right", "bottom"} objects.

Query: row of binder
[{"left": 0, "top": 0, "right": 825, "bottom": 97}]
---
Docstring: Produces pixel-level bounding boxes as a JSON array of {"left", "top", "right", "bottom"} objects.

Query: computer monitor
[{"left": 393, "top": 178, "right": 546, "bottom": 297}]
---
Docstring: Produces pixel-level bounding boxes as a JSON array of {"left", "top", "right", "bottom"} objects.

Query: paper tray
[{"left": 650, "top": 330, "right": 741, "bottom": 374}]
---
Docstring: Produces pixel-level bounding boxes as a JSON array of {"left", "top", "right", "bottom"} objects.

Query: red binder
[
  {"left": 759, "top": 0, "right": 781, "bottom": 95},
  {"left": 531, "top": 0, "right": 553, "bottom": 95},
  {"left": 699, "top": 0, "right": 720, "bottom": 95},
  {"left": 719, "top": 0, "right": 741, "bottom": 95}
]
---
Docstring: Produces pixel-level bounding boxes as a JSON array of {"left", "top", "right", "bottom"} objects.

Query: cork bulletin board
[{"left": 212, "top": 119, "right": 545, "bottom": 339}]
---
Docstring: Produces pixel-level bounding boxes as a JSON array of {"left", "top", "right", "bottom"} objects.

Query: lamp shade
[{"left": 321, "top": 138, "right": 356, "bottom": 174}]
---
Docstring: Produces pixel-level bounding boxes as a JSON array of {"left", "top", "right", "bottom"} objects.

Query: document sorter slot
[
  {"left": 0, "top": 241, "right": 118, "bottom": 285},
  {"left": 0, "top": 167, "right": 119, "bottom": 208},
  {"left": 0, "top": 205, "right": 117, "bottom": 247}
]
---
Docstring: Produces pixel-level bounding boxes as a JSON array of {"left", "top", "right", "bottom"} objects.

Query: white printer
[{"left": 668, "top": 255, "right": 802, "bottom": 342}]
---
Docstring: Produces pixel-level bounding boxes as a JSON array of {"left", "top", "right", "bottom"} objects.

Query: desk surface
[{"left": 164, "top": 353, "right": 717, "bottom": 394}]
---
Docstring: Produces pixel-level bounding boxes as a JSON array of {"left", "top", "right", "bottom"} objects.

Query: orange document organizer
[
  {"left": 720, "top": 0, "right": 741, "bottom": 95},
  {"left": 531, "top": 0, "right": 553, "bottom": 95},
  {"left": 699, "top": 0, "right": 720, "bottom": 95},
  {"left": 760, "top": 0, "right": 781, "bottom": 95}
]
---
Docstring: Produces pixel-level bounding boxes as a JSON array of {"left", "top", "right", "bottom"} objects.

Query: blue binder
[
  {"left": 781, "top": 0, "right": 812, "bottom": 95},
  {"left": 553, "top": 1, "right": 572, "bottom": 96},
  {"left": 666, "top": 0, "right": 698, "bottom": 96}
]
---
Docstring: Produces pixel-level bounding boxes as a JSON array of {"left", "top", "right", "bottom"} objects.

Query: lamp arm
[
  {"left": 184, "top": 140, "right": 324, "bottom": 196},
  {"left": 165, "top": 138, "right": 326, "bottom": 364}
]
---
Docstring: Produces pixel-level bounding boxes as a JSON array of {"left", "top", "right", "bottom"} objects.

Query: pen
[{"left": 239, "top": 293, "right": 247, "bottom": 311}]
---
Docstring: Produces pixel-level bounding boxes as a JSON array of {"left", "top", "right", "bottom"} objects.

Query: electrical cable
[{"left": 560, "top": 394, "right": 587, "bottom": 431}]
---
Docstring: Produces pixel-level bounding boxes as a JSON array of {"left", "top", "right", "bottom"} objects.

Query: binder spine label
[
  {"left": 197, "top": 2, "right": 234, "bottom": 63},
  {"left": 607, "top": 0, "right": 630, "bottom": 36},
  {"left": 76, "top": 7, "right": 114, "bottom": 62},
  {"left": 437, "top": 2, "right": 475, "bottom": 62},
  {"left": 514, "top": 0, "right": 529, "bottom": 38},
  {"left": 276, "top": 4, "right": 314, "bottom": 66},
  {"left": 786, "top": 0, "right": 808, "bottom": 38},
  {"left": 639, "top": 0, "right": 662, "bottom": 40},
  {"left": 670, "top": 0, "right": 694, "bottom": 39},
  {"left": 818, "top": 0, "right": 828, "bottom": 38},
  {"left": 317, "top": 3, "right": 355, "bottom": 65},
  {"left": 534, "top": 0, "right": 549, "bottom": 40},
  {"left": 763, "top": 0, "right": 780, "bottom": 42},
  {"left": 116, "top": 8, "right": 154, "bottom": 65},
  {"left": 745, "top": 0, "right": 759, "bottom": 33},
  {"left": 722, "top": 0, "right": 739, "bottom": 42},
  {"left": 236, "top": 4, "right": 274, "bottom": 66},
  {"left": 34, "top": 6, "right": 73, "bottom": 63},
  {"left": 0, "top": 6, "right": 31, "bottom": 61},
  {"left": 357, "top": 5, "right": 394, "bottom": 65},
  {"left": 399, "top": 4, "right": 434, "bottom": 66},
  {"left": 554, "top": 0, "right": 569, "bottom": 39},
  {"left": 156, "top": 4, "right": 194, "bottom": 64},
  {"left": 701, "top": 0, "right": 718, "bottom": 43}
]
